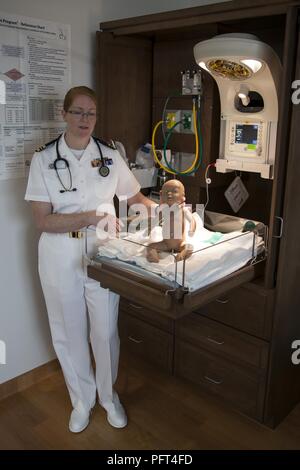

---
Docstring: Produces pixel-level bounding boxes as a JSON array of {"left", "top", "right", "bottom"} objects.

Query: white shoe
[
  {"left": 69, "top": 402, "right": 94, "bottom": 433},
  {"left": 103, "top": 393, "right": 128, "bottom": 428},
  {"left": 107, "top": 402, "right": 128, "bottom": 428}
]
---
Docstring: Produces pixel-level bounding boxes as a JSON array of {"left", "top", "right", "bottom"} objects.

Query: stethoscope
[{"left": 54, "top": 134, "right": 110, "bottom": 193}]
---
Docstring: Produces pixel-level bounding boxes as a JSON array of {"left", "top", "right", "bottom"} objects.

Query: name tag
[{"left": 49, "top": 161, "right": 67, "bottom": 169}]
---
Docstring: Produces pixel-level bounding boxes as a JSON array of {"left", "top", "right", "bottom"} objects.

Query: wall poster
[{"left": 0, "top": 12, "right": 71, "bottom": 180}]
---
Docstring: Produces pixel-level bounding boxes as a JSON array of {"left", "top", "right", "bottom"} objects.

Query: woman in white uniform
[{"left": 25, "top": 86, "right": 156, "bottom": 433}]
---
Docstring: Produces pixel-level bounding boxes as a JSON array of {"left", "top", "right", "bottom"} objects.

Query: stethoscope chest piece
[{"left": 99, "top": 165, "right": 110, "bottom": 177}]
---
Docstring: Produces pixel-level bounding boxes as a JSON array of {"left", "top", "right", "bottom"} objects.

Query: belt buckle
[{"left": 69, "top": 231, "right": 83, "bottom": 239}]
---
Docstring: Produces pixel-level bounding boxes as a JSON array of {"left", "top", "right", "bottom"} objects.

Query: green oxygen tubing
[{"left": 151, "top": 98, "right": 202, "bottom": 176}]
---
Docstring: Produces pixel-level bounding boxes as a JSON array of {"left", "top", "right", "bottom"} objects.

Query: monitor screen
[{"left": 235, "top": 124, "right": 258, "bottom": 145}]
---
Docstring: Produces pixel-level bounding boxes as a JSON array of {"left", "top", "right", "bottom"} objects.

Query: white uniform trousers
[{"left": 38, "top": 231, "right": 120, "bottom": 413}]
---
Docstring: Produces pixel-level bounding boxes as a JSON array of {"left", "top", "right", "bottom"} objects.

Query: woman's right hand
[{"left": 88, "top": 211, "right": 123, "bottom": 236}]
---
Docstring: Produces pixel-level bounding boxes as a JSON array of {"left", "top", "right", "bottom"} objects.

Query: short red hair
[{"left": 63, "top": 86, "right": 97, "bottom": 111}]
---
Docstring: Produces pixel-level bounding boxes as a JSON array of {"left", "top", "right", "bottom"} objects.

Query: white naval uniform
[{"left": 25, "top": 134, "right": 140, "bottom": 414}]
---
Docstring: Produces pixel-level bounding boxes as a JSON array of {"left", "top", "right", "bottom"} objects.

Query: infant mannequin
[{"left": 146, "top": 179, "right": 196, "bottom": 263}]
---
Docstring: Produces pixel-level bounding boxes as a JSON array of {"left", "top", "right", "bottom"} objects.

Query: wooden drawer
[
  {"left": 196, "top": 283, "right": 274, "bottom": 339},
  {"left": 119, "top": 312, "right": 174, "bottom": 373},
  {"left": 174, "top": 340, "right": 266, "bottom": 421},
  {"left": 120, "top": 298, "right": 174, "bottom": 333},
  {"left": 176, "top": 313, "right": 269, "bottom": 372}
]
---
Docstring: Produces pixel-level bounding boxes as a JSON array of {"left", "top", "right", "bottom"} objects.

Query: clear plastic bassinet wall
[{"left": 85, "top": 210, "right": 267, "bottom": 292}]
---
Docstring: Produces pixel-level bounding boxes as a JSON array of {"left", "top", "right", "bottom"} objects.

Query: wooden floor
[{"left": 1, "top": 353, "right": 300, "bottom": 450}]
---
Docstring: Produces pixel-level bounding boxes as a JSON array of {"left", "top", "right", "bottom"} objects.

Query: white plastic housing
[{"left": 194, "top": 34, "right": 282, "bottom": 179}]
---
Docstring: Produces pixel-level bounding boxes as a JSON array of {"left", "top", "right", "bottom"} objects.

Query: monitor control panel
[{"left": 226, "top": 121, "right": 266, "bottom": 160}]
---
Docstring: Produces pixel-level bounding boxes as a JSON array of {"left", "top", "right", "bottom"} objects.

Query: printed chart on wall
[{"left": 0, "top": 12, "right": 71, "bottom": 180}]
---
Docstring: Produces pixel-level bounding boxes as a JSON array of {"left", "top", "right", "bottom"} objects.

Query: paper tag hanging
[{"left": 224, "top": 176, "right": 249, "bottom": 213}]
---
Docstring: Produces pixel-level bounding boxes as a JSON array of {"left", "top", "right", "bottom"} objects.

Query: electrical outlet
[
  {"left": 180, "top": 110, "right": 194, "bottom": 134},
  {"left": 165, "top": 110, "right": 181, "bottom": 132},
  {"left": 165, "top": 109, "right": 194, "bottom": 134}
]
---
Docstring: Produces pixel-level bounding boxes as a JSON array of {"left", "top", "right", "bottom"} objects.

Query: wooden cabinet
[
  {"left": 96, "top": 0, "right": 300, "bottom": 427},
  {"left": 120, "top": 299, "right": 174, "bottom": 333},
  {"left": 119, "top": 313, "right": 174, "bottom": 372},
  {"left": 119, "top": 300, "right": 174, "bottom": 373},
  {"left": 195, "top": 283, "right": 274, "bottom": 340},
  {"left": 175, "top": 312, "right": 269, "bottom": 372},
  {"left": 174, "top": 340, "right": 266, "bottom": 421},
  {"left": 174, "top": 309, "right": 269, "bottom": 420}
]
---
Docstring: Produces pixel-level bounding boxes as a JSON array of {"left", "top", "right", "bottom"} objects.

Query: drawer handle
[
  {"left": 273, "top": 216, "right": 284, "bottom": 239},
  {"left": 128, "top": 336, "right": 143, "bottom": 344},
  {"left": 204, "top": 375, "right": 223, "bottom": 385},
  {"left": 215, "top": 298, "right": 229, "bottom": 304},
  {"left": 206, "top": 336, "right": 225, "bottom": 346},
  {"left": 129, "top": 303, "right": 143, "bottom": 309}
]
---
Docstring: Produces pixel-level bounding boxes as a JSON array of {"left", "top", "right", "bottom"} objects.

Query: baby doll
[{"left": 146, "top": 179, "right": 196, "bottom": 263}]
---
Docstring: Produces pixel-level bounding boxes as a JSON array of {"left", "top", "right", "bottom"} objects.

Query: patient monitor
[{"left": 194, "top": 33, "right": 282, "bottom": 179}]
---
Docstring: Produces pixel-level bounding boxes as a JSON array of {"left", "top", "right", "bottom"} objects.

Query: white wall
[{"left": 0, "top": 0, "right": 229, "bottom": 384}]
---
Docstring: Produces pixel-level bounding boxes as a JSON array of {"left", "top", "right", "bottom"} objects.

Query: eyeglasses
[{"left": 67, "top": 110, "right": 97, "bottom": 119}]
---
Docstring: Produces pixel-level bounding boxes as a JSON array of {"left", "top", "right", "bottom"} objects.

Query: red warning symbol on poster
[{"left": 4, "top": 69, "right": 25, "bottom": 81}]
